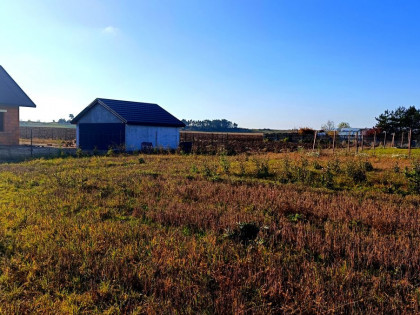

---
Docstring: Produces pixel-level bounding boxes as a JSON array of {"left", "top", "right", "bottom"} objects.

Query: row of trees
[
  {"left": 54, "top": 114, "right": 74, "bottom": 124},
  {"left": 375, "top": 106, "right": 420, "bottom": 134},
  {"left": 182, "top": 119, "right": 247, "bottom": 132},
  {"left": 321, "top": 121, "right": 350, "bottom": 131},
  {"left": 320, "top": 106, "right": 419, "bottom": 135}
]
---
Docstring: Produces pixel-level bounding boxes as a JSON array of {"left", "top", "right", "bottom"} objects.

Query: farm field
[{"left": 0, "top": 150, "right": 419, "bottom": 313}]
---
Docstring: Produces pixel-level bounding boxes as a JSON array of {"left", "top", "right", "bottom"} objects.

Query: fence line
[
  {"left": 20, "top": 126, "right": 76, "bottom": 141},
  {"left": 19, "top": 127, "right": 420, "bottom": 154}
]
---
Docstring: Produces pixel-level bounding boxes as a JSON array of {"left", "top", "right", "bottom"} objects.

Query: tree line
[
  {"left": 181, "top": 119, "right": 250, "bottom": 132},
  {"left": 375, "top": 106, "right": 420, "bottom": 134},
  {"left": 320, "top": 106, "right": 419, "bottom": 135}
]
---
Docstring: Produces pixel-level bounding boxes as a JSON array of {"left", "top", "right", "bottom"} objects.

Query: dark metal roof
[
  {"left": 72, "top": 98, "right": 185, "bottom": 127},
  {"left": 0, "top": 66, "right": 36, "bottom": 108}
]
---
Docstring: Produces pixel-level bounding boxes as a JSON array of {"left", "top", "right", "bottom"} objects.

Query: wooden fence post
[
  {"left": 312, "top": 131, "right": 317, "bottom": 151},
  {"left": 408, "top": 129, "right": 412, "bottom": 157},
  {"left": 383, "top": 131, "right": 387, "bottom": 148},
  {"left": 373, "top": 132, "right": 376, "bottom": 151},
  {"left": 391, "top": 133, "right": 395, "bottom": 147},
  {"left": 332, "top": 130, "right": 336, "bottom": 154},
  {"left": 347, "top": 131, "right": 350, "bottom": 152},
  {"left": 355, "top": 131, "right": 359, "bottom": 153},
  {"left": 361, "top": 133, "right": 364, "bottom": 151},
  {"left": 30, "top": 129, "right": 33, "bottom": 157}
]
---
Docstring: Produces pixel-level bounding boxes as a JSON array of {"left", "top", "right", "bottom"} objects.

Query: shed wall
[
  {"left": 76, "top": 103, "right": 121, "bottom": 148},
  {"left": 125, "top": 125, "right": 180, "bottom": 150},
  {"left": 77, "top": 104, "right": 121, "bottom": 124},
  {"left": 0, "top": 106, "right": 19, "bottom": 145}
]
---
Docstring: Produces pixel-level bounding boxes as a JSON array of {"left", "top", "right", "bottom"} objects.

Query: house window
[{"left": 0, "top": 112, "right": 4, "bottom": 132}]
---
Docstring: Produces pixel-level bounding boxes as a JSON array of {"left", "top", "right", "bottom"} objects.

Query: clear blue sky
[{"left": 1, "top": 0, "right": 419, "bottom": 129}]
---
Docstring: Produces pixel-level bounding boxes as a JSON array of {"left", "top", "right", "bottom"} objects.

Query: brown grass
[{"left": 0, "top": 152, "right": 419, "bottom": 313}]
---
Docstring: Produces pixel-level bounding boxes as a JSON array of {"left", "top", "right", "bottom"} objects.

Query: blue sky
[{"left": 1, "top": 0, "right": 419, "bottom": 129}]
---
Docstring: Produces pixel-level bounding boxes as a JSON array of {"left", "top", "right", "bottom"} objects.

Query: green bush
[
  {"left": 345, "top": 161, "right": 367, "bottom": 183},
  {"left": 363, "top": 161, "right": 374, "bottom": 172},
  {"left": 219, "top": 155, "right": 230, "bottom": 174},
  {"left": 76, "top": 148, "right": 83, "bottom": 158},
  {"left": 405, "top": 161, "right": 420, "bottom": 194},
  {"left": 253, "top": 159, "right": 272, "bottom": 178}
]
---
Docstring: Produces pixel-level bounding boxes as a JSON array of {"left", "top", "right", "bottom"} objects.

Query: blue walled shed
[{"left": 71, "top": 98, "right": 185, "bottom": 150}]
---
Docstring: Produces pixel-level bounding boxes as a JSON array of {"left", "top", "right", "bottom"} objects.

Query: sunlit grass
[
  {"left": 0, "top": 152, "right": 419, "bottom": 313},
  {"left": 363, "top": 147, "right": 420, "bottom": 157}
]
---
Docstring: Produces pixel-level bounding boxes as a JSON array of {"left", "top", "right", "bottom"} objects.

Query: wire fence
[
  {"left": 19, "top": 127, "right": 420, "bottom": 154},
  {"left": 20, "top": 126, "right": 76, "bottom": 141},
  {"left": 180, "top": 131, "right": 420, "bottom": 154}
]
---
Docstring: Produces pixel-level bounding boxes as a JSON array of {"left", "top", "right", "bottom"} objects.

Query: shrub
[
  {"left": 327, "top": 158, "right": 341, "bottom": 173},
  {"left": 363, "top": 161, "right": 374, "bottom": 172},
  {"left": 76, "top": 148, "right": 83, "bottom": 158},
  {"left": 106, "top": 148, "right": 115, "bottom": 157},
  {"left": 313, "top": 160, "right": 323, "bottom": 170},
  {"left": 322, "top": 166, "right": 335, "bottom": 189},
  {"left": 298, "top": 127, "right": 315, "bottom": 135},
  {"left": 345, "top": 161, "right": 367, "bottom": 183},
  {"left": 219, "top": 155, "right": 230, "bottom": 174},
  {"left": 253, "top": 159, "right": 272, "bottom": 178},
  {"left": 190, "top": 164, "right": 199, "bottom": 174},
  {"left": 228, "top": 222, "right": 260, "bottom": 244},
  {"left": 405, "top": 161, "right": 420, "bottom": 194}
]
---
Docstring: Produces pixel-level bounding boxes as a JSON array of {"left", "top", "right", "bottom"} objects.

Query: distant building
[
  {"left": 0, "top": 66, "right": 37, "bottom": 145},
  {"left": 337, "top": 128, "right": 366, "bottom": 139},
  {"left": 71, "top": 98, "right": 185, "bottom": 150}
]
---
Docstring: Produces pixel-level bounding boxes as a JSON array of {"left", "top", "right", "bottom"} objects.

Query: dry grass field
[{"left": 0, "top": 149, "right": 419, "bottom": 313}]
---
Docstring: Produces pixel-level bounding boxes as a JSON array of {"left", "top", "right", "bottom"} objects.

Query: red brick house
[{"left": 0, "top": 66, "right": 36, "bottom": 145}]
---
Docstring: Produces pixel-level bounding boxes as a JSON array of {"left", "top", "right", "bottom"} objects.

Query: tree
[
  {"left": 182, "top": 119, "right": 242, "bottom": 131},
  {"left": 337, "top": 122, "right": 350, "bottom": 129},
  {"left": 69, "top": 114, "right": 74, "bottom": 120},
  {"left": 321, "top": 120, "right": 335, "bottom": 131},
  {"left": 375, "top": 106, "right": 420, "bottom": 134}
]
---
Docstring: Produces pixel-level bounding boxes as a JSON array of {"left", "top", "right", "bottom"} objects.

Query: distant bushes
[{"left": 298, "top": 127, "right": 315, "bottom": 135}]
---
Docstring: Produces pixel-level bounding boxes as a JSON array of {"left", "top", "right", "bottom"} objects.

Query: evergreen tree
[{"left": 375, "top": 106, "right": 420, "bottom": 134}]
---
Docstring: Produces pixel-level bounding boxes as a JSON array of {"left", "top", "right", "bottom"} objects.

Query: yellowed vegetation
[{"left": 0, "top": 150, "right": 419, "bottom": 313}]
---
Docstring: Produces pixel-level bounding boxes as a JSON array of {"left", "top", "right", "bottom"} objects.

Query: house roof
[
  {"left": 0, "top": 66, "right": 36, "bottom": 108},
  {"left": 72, "top": 98, "right": 185, "bottom": 127}
]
